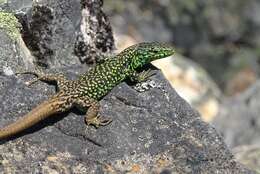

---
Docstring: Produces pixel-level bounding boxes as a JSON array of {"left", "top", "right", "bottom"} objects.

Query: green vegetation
[{"left": 0, "top": 11, "right": 21, "bottom": 40}]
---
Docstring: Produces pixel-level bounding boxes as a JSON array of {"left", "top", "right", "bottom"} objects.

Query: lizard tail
[{"left": 0, "top": 98, "right": 61, "bottom": 140}]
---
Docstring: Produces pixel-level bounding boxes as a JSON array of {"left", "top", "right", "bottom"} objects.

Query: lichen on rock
[{"left": 0, "top": 11, "right": 21, "bottom": 40}]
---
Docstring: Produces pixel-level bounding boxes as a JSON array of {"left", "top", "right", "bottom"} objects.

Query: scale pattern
[
  {"left": 76, "top": 42, "right": 175, "bottom": 100},
  {"left": 0, "top": 42, "right": 174, "bottom": 139}
]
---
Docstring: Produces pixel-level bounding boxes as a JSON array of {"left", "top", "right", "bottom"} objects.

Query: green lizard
[{"left": 0, "top": 42, "right": 174, "bottom": 139}]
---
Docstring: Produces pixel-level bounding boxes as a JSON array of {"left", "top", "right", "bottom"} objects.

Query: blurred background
[{"left": 104, "top": 0, "right": 260, "bottom": 171}]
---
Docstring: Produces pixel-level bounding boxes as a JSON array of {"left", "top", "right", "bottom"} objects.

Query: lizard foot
[
  {"left": 85, "top": 115, "right": 112, "bottom": 128},
  {"left": 25, "top": 78, "right": 40, "bottom": 86},
  {"left": 15, "top": 71, "right": 43, "bottom": 86}
]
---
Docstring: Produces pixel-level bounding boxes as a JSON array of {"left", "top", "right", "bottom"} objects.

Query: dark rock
[
  {"left": 1, "top": 0, "right": 81, "bottom": 68},
  {"left": 19, "top": 0, "right": 82, "bottom": 67},
  {"left": 213, "top": 81, "right": 260, "bottom": 148},
  {"left": 0, "top": 0, "right": 255, "bottom": 173},
  {"left": 74, "top": 0, "right": 115, "bottom": 64},
  {"left": 0, "top": 69, "right": 255, "bottom": 173},
  {"left": 2, "top": 0, "right": 114, "bottom": 68}
]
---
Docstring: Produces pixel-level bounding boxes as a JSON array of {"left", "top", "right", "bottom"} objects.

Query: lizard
[{"left": 0, "top": 42, "right": 174, "bottom": 140}]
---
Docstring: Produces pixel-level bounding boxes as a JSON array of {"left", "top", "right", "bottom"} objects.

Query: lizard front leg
[
  {"left": 75, "top": 98, "right": 112, "bottom": 128},
  {"left": 129, "top": 69, "right": 156, "bottom": 83},
  {"left": 16, "top": 71, "right": 69, "bottom": 90}
]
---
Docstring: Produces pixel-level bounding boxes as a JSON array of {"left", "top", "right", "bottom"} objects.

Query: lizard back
[{"left": 76, "top": 57, "right": 132, "bottom": 100}]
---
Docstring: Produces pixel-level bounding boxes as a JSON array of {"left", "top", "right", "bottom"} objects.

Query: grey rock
[
  {"left": 2, "top": 0, "right": 114, "bottom": 68},
  {"left": 234, "top": 145, "right": 260, "bottom": 173},
  {"left": 0, "top": 28, "right": 35, "bottom": 74},
  {"left": 0, "top": 0, "right": 255, "bottom": 173},
  {"left": 0, "top": 0, "right": 32, "bottom": 11},
  {"left": 213, "top": 81, "right": 260, "bottom": 148},
  {"left": 0, "top": 69, "right": 255, "bottom": 173},
  {"left": 74, "top": 0, "right": 114, "bottom": 64},
  {"left": 19, "top": 0, "right": 82, "bottom": 67}
]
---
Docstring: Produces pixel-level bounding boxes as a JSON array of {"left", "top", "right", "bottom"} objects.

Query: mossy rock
[{"left": 0, "top": 11, "right": 21, "bottom": 40}]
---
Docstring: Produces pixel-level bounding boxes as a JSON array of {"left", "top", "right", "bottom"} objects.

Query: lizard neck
[{"left": 117, "top": 50, "right": 148, "bottom": 71}]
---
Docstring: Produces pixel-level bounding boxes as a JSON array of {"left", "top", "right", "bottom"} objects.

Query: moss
[{"left": 0, "top": 11, "right": 21, "bottom": 40}]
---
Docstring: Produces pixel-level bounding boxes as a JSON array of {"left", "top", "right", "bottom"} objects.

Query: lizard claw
[
  {"left": 15, "top": 71, "right": 40, "bottom": 77},
  {"left": 85, "top": 115, "right": 112, "bottom": 128},
  {"left": 16, "top": 71, "right": 46, "bottom": 86},
  {"left": 25, "top": 78, "right": 40, "bottom": 86},
  {"left": 16, "top": 71, "right": 41, "bottom": 86}
]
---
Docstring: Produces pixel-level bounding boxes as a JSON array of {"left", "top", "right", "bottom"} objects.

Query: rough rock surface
[
  {"left": 234, "top": 145, "right": 260, "bottom": 173},
  {"left": 0, "top": 11, "right": 35, "bottom": 73},
  {"left": 152, "top": 55, "right": 221, "bottom": 122},
  {"left": 74, "top": 0, "right": 114, "bottom": 64},
  {"left": 0, "top": 35, "right": 254, "bottom": 173},
  {"left": 213, "top": 81, "right": 260, "bottom": 148},
  {"left": 213, "top": 81, "right": 260, "bottom": 172},
  {"left": 0, "top": 0, "right": 255, "bottom": 173},
  {"left": 0, "top": 69, "right": 254, "bottom": 173},
  {"left": 1, "top": 0, "right": 114, "bottom": 68},
  {"left": 1, "top": 0, "right": 81, "bottom": 68}
]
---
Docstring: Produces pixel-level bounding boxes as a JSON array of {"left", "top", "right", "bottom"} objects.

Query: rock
[
  {"left": 0, "top": 11, "right": 35, "bottom": 74},
  {"left": 213, "top": 81, "right": 260, "bottom": 148},
  {"left": 0, "top": 0, "right": 32, "bottom": 11},
  {"left": 152, "top": 54, "right": 221, "bottom": 122},
  {"left": 74, "top": 0, "right": 114, "bottom": 64},
  {"left": 0, "top": 69, "right": 254, "bottom": 173},
  {"left": 1, "top": 0, "right": 114, "bottom": 68},
  {"left": 0, "top": 0, "right": 255, "bottom": 173},
  {"left": 2, "top": 0, "right": 81, "bottom": 68},
  {"left": 234, "top": 145, "right": 260, "bottom": 172},
  {"left": 213, "top": 81, "right": 260, "bottom": 172}
]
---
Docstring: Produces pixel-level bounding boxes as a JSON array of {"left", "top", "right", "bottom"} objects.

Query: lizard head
[{"left": 120, "top": 42, "right": 175, "bottom": 69}]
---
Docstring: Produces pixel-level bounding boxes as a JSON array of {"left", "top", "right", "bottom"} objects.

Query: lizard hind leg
[
  {"left": 16, "top": 71, "right": 69, "bottom": 90},
  {"left": 75, "top": 98, "right": 112, "bottom": 128}
]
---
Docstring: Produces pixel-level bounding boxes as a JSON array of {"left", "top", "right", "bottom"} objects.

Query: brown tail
[{"left": 0, "top": 99, "right": 60, "bottom": 139}]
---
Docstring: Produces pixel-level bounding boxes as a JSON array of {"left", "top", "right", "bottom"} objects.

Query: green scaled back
[{"left": 77, "top": 42, "right": 175, "bottom": 100}]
